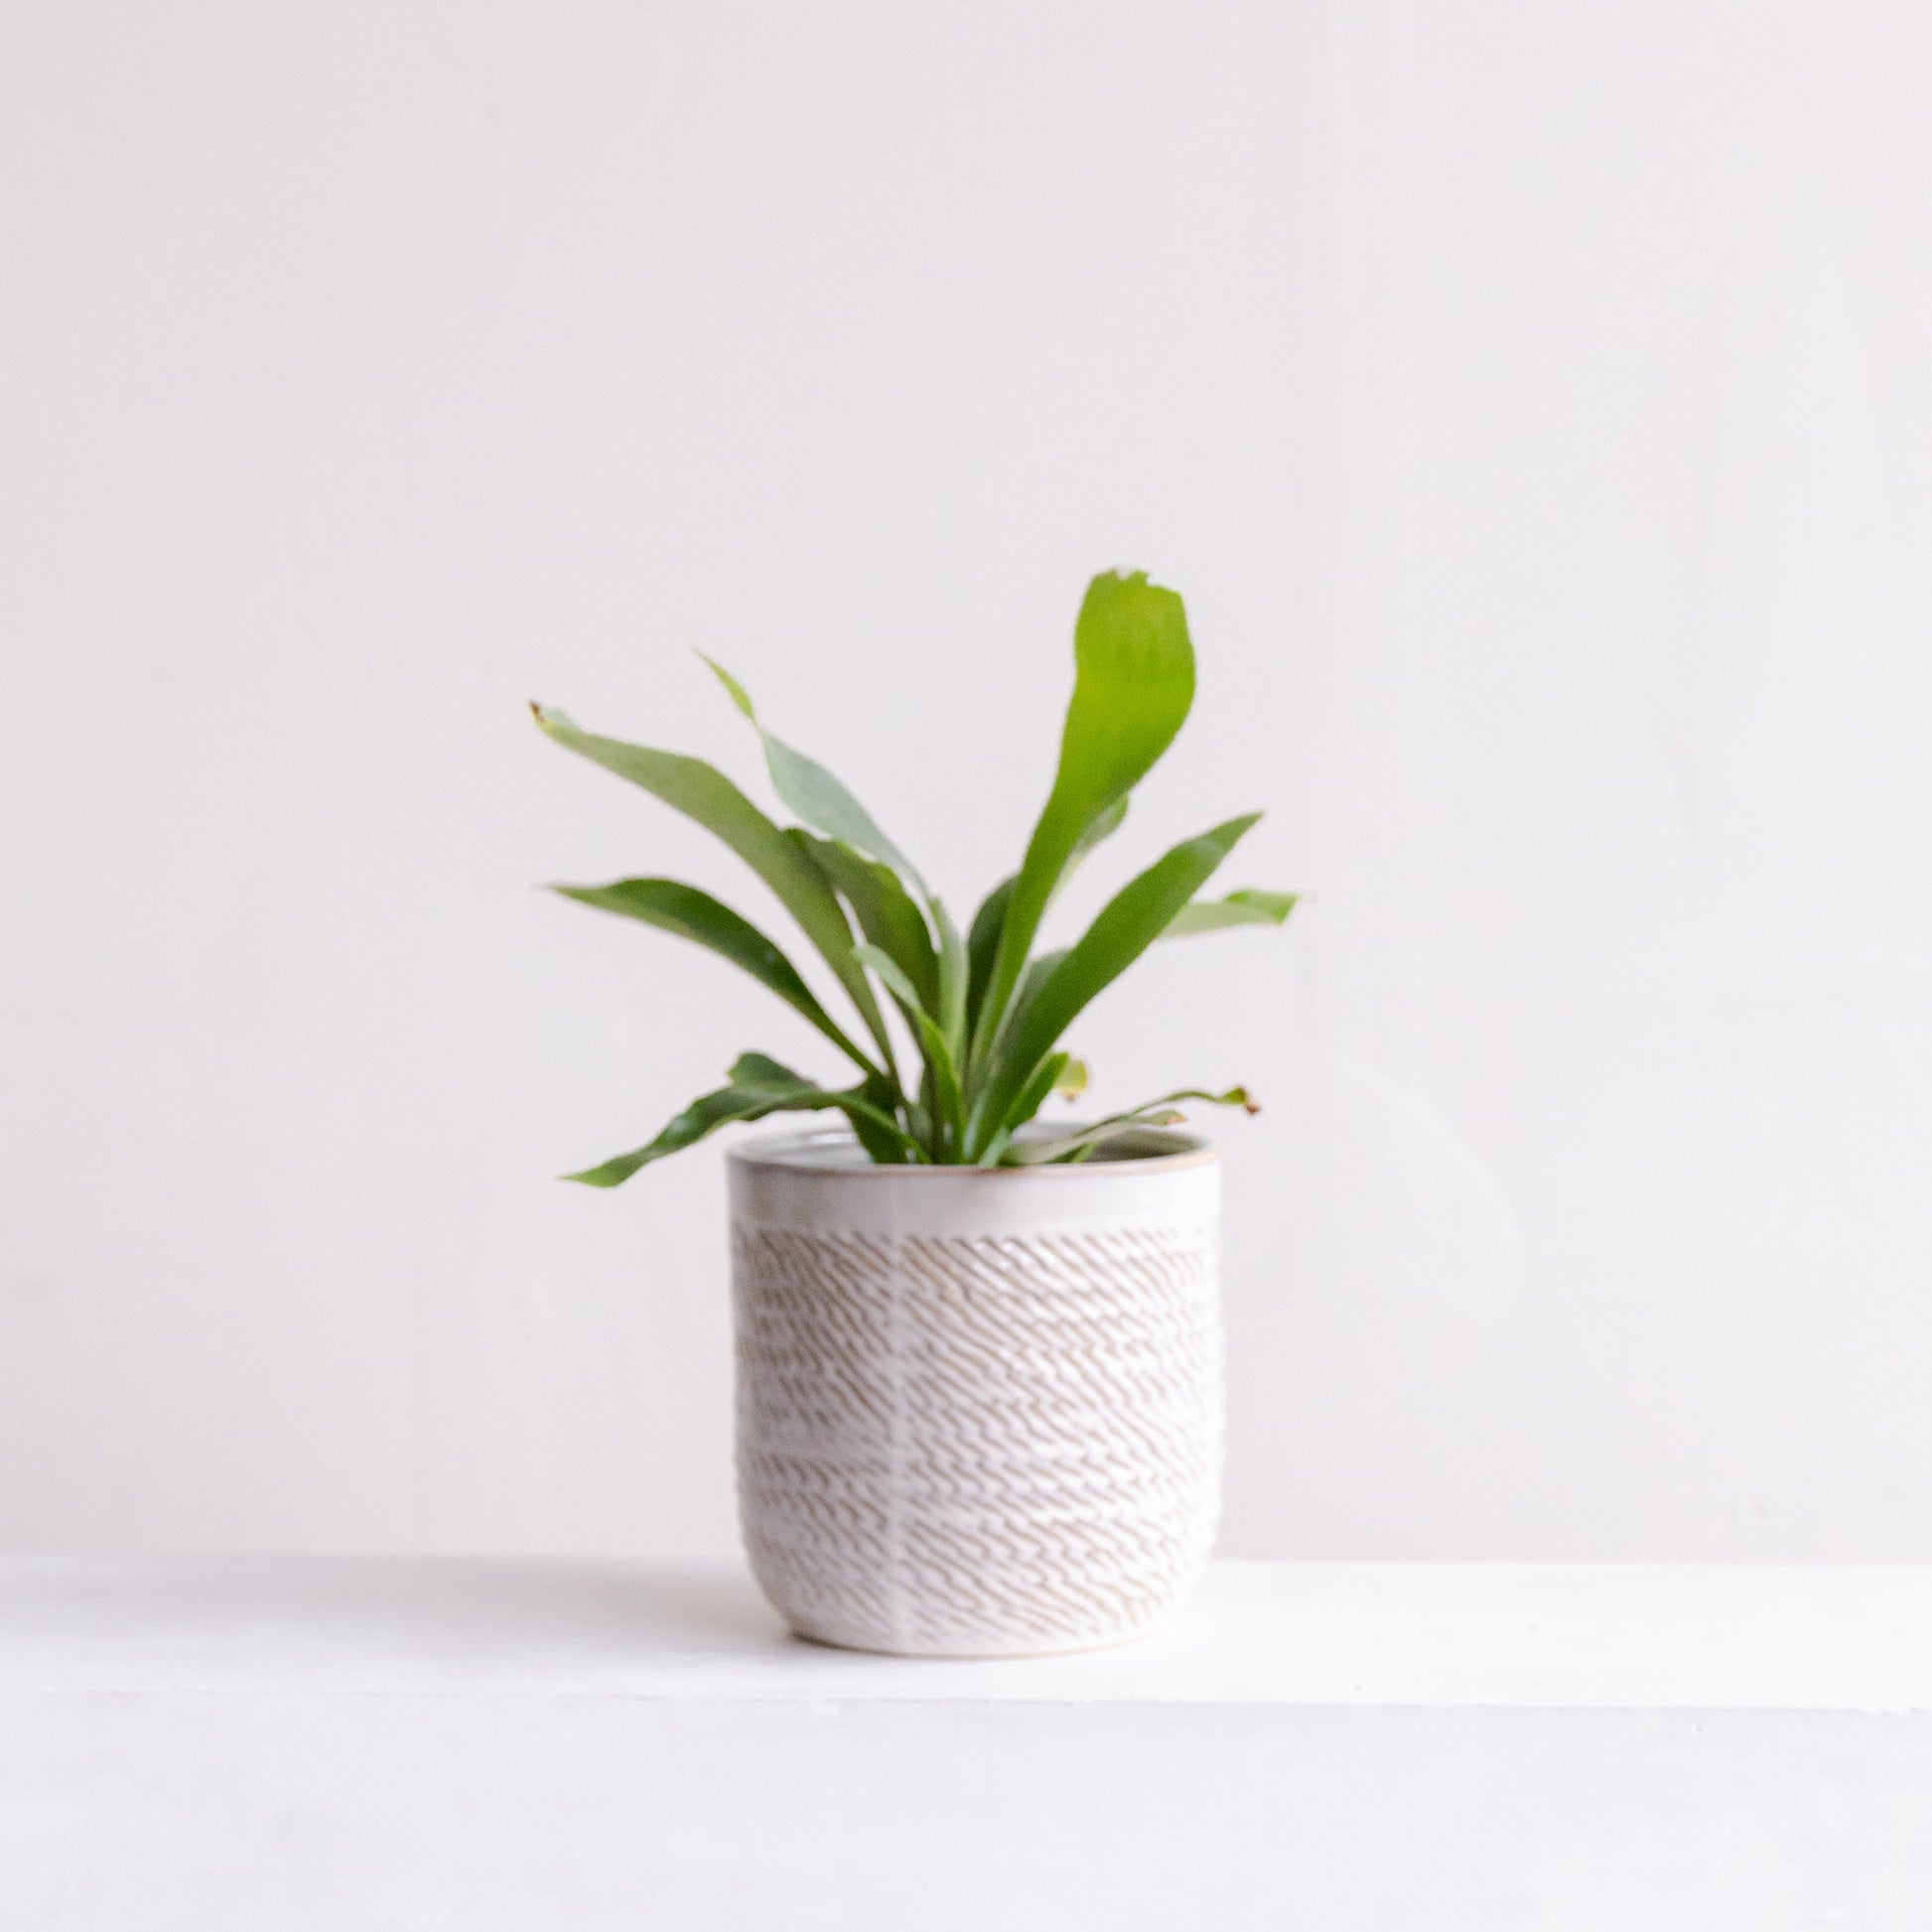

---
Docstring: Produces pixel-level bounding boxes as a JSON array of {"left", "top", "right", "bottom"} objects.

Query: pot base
[{"left": 786, "top": 1622, "right": 1161, "bottom": 1662}]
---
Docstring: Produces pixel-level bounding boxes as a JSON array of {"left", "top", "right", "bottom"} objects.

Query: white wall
[{"left": 6, "top": 0, "right": 1932, "bottom": 1559}]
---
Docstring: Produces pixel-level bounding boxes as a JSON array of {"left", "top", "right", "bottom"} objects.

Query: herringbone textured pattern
[{"left": 733, "top": 1223, "right": 1221, "bottom": 1655}]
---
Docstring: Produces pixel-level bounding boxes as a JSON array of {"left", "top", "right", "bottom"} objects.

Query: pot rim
[{"left": 726, "top": 1124, "right": 1219, "bottom": 1177}]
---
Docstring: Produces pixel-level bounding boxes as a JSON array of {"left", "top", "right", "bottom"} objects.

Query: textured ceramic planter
[{"left": 727, "top": 1128, "right": 1222, "bottom": 1657}]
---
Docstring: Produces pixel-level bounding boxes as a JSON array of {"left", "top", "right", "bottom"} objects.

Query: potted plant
[{"left": 534, "top": 570, "right": 1298, "bottom": 1656}]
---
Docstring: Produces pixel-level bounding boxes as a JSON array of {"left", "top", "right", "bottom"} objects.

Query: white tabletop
[{"left": 7, "top": 1556, "right": 1932, "bottom": 1711}]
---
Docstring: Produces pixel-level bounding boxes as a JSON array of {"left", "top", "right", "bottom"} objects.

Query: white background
[{"left": 5, "top": 0, "right": 1932, "bottom": 1560}]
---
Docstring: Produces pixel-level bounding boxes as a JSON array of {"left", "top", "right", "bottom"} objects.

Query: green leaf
[
  {"left": 975, "top": 1050, "right": 1071, "bottom": 1166},
  {"left": 854, "top": 944, "right": 965, "bottom": 1151},
  {"left": 999, "top": 1087, "right": 1257, "bottom": 1168},
  {"left": 1001, "top": 1112, "right": 1183, "bottom": 1167},
  {"left": 564, "top": 1051, "right": 917, "bottom": 1187},
  {"left": 551, "top": 877, "right": 877, "bottom": 1074},
  {"left": 932, "top": 897, "right": 968, "bottom": 1062},
  {"left": 968, "top": 811, "right": 1261, "bottom": 1154},
  {"left": 790, "top": 831, "right": 939, "bottom": 1015},
  {"left": 701, "top": 658, "right": 926, "bottom": 894},
  {"left": 971, "top": 571, "right": 1194, "bottom": 1074},
  {"left": 1005, "top": 946, "right": 1068, "bottom": 1044},
  {"left": 1062, "top": 794, "right": 1129, "bottom": 888},
  {"left": 964, "top": 875, "right": 1015, "bottom": 1032},
  {"left": 849, "top": 1068, "right": 915, "bottom": 1166},
  {"left": 1163, "top": 888, "right": 1300, "bottom": 938},
  {"left": 532, "top": 706, "right": 893, "bottom": 1062}
]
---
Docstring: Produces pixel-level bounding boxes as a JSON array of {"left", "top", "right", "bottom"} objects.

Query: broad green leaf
[
  {"left": 532, "top": 706, "right": 893, "bottom": 1062},
  {"left": 564, "top": 1051, "right": 917, "bottom": 1187},
  {"left": 968, "top": 812, "right": 1261, "bottom": 1155},
  {"left": 903, "top": 1077, "right": 933, "bottom": 1153},
  {"left": 975, "top": 1050, "right": 1071, "bottom": 1165},
  {"left": 967, "top": 947, "right": 1068, "bottom": 1153},
  {"left": 972, "top": 572, "right": 1194, "bottom": 1073},
  {"left": 1005, "top": 947, "right": 1067, "bottom": 1047},
  {"left": 964, "top": 875, "right": 1015, "bottom": 1032},
  {"left": 551, "top": 877, "right": 876, "bottom": 1074},
  {"left": 855, "top": 944, "right": 965, "bottom": 1148},
  {"left": 932, "top": 897, "right": 967, "bottom": 1062},
  {"left": 702, "top": 658, "right": 926, "bottom": 894},
  {"left": 1163, "top": 888, "right": 1300, "bottom": 938},
  {"left": 1058, "top": 794, "right": 1129, "bottom": 895},
  {"left": 729, "top": 1051, "right": 805, "bottom": 1089},
  {"left": 999, "top": 1087, "right": 1257, "bottom": 1168},
  {"left": 791, "top": 831, "right": 938, "bottom": 1015},
  {"left": 849, "top": 1068, "right": 915, "bottom": 1166}
]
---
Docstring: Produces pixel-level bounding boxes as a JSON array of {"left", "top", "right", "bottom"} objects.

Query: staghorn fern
[{"left": 535, "top": 570, "right": 1299, "bottom": 1180}]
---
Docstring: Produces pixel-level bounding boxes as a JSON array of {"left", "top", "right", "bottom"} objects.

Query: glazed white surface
[{"left": 728, "top": 1131, "right": 1220, "bottom": 1241}]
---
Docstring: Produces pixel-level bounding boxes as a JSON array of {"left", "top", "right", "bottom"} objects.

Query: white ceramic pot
[{"left": 727, "top": 1128, "right": 1223, "bottom": 1657}]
